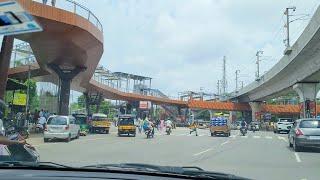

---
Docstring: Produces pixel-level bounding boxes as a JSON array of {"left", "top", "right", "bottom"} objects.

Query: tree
[{"left": 24, "top": 79, "right": 39, "bottom": 111}]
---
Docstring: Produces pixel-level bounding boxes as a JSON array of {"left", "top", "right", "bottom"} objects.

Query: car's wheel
[
  {"left": 210, "top": 132, "right": 214, "bottom": 136},
  {"left": 293, "top": 139, "right": 302, "bottom": 152},
  {"left": 76, "top": 131, "right": 80, "bottom": 139},
  {"left": 66, "top": 134, "right": 71, "bottom": 142},
  {"left": 274, "top": 130, "right": 276, "bottom": 134},
  {"left": 133, "top": 133, "right": 136, "bottom": 137},
  {"left": 105, "top": 130, "right": 109, "bottom": 134},
  {"left": 44, "top": 138, "right": 49, "bottom": 143}
]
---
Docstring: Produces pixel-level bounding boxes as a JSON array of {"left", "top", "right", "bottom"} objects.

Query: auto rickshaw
[
  {"left": 117, "top": 115, "right": 136, "bottom": 137},
  {"left": 72, "top": 113, "right": 89, "bottom": 136},
  {"left": 90, "top": 113, "right": 111, "bottom": 134}
]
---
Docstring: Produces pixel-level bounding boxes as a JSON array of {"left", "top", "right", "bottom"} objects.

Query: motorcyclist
[
  {"left": 0, "top": 99, "right": 26, "bottom": 146},
  {"left": 240, "top": 119, "right": 247, "bottom": 129},
  {"left": 165, "top": 119, "right": 173, "bottom": 134}
]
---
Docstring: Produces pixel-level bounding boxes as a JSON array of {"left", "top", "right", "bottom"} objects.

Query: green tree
[{"left": 24, "top": 79, "right": 39, "bottom": 111}]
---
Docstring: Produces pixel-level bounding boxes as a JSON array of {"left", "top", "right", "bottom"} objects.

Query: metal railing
[
  {"left": 65, "top": 0, "right": 103, "bottom": 32},
  {"left": 32, "top": 0, "right": 103, "bottom": 32}
]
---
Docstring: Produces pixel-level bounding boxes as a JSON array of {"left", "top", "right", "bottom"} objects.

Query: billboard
[
  {"left": 0, "top": 1, "right": 43, "bottom": 36},
  {"left": 139, "top": 101, "right": 151, "bottom": 109},
  {"left": 13, "top": 93, "right": 26, "bottom": 106}
]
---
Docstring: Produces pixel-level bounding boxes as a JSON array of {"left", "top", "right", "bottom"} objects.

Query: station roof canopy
[{"left": 112, "top": 72, "right": 152, "bottom": 81}]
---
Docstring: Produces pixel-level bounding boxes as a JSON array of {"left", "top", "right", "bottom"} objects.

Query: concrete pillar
[
  {"left": 229, "top": 111, "right": 237, "bottom": 122},
  {"left": 48, "top": 63, "right": 85, "bottom": 115},
  {"left": 249, "top": 102, "right": 262, "bottom": 122},
  {"left": 95, "top": 93, "right": 103, "bottom": 113},
  {"left": 84, "top": 92, "right": 91, "bottom": 115},
  {"left": 293, "top": 83, "right": 320, "bottom": 118},
  {"left": 0, "top": 36, "right": 14, "bottom": 100}
]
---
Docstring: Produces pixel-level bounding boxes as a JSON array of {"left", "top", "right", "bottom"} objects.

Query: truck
[
  {"left": 274, "top": 118, "right": 294, "bottom": 134},
  {"left": 210, "top": 117, "right": 231, "bottom": 137}
]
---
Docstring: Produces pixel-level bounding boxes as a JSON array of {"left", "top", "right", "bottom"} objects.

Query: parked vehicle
[
  {"left": 90, "top": 113, "right": 111, "bottom": 134},
  {"left": 210, "top": 117, "right": 231, "bottom": 137},
  {"left": 117, "top": 115, "right": 136, "bottom": 137},
  {"left": 274, "top": 118, "right": 294, "bottom": 134},
  {"left": 288, "top": 119, "right": 320, "bottom": 152},
  {"left": 44, "top": 115, "right": 80, "bottom": 142}
]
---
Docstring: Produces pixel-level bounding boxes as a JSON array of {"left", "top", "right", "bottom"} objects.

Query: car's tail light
[
  {"left": 65, "top": 125, "right": 70, "bottom": 130},
  {"left": 295, "top": 128, "right": 304, "bottom": 136},
  {"left": 44, "top": 125, "right": 48, "bottom": 131}
]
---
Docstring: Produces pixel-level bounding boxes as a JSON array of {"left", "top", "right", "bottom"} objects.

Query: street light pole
[
  {"left": 235, "top": 70, "right": 240, "bottom": 91},
  {"left": 256, "top": 50, "right": 263, "bottom": 79},
  {"left": 284, "top": 6, "right": 296, "bottom": 48}
]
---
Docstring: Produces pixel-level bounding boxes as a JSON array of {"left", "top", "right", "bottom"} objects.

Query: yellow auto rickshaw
[
  {"left": 90, "top": 113, "right": 111, "bottom": 134},
  {"left": 117, "top": 115, "right": 136, "bottom": 137}
]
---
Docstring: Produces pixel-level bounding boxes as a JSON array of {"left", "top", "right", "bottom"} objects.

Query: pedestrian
[
  {"left": 51, "top": 0, "right": 56, "bottom": 7},
  {"left": 160, "top": 119, "right": 164, "bottom": 132},
  {"left": 33, "top": 109, "right": 39, "bottom": 125},
  {"left": 189, "top": 121, "right": 198, "bottom": 136},
  {"left": 137, "top": 117, "right": 143, "bottom": 133},
  {"left": 39, "top": 109, "right": 44, "bottom": 118},
  {"left": 42, "top": 0, "right": 48, "bottom": 4}
]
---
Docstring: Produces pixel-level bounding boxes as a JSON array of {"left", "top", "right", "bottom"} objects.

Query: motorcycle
[
  {"left": 240, "top": 127, "right": 247, "bottom": 136},
  {"left": 145, "top": 127, "right": 154, "bottom": 138},
  {"left": 35, "top": 123, "right": 45, "bottom": 133},
  {"left": 166, "top": 126, "right": 172, "bottom": 135},
  {"left": 3, "top": 131, "right": 39, "bottom": 163}
]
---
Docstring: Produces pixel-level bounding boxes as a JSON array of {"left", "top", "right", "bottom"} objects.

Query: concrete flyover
[
  {"left": 231, "top": 5, "right": 320, "bottom": 118},
  {"left": 0, "top": 0, "right": 104, "bottom": 115}
]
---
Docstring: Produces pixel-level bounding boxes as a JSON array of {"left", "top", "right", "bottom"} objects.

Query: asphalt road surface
[{"left": 28, "top": 128, "right": 320, "bottom": 180}]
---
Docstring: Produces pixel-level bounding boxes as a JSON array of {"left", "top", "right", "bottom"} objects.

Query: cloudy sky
[{"left": 58, "top": 0, "right": 319, "bottom": 98}]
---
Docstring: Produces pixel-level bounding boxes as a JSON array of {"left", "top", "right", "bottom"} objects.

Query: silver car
[
  {"left": 44, "top": 115, "right": 80, "bottom": 142},
  {"left": 288, "top": 119, "right": 320, "bottom": 152}
]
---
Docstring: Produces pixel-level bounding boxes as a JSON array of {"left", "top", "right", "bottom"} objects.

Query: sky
[{"left": 13, "top": 0, "right": 320, "bottom": 99}]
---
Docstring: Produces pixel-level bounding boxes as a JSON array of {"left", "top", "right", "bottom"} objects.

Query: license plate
[{"left": 309, "top": 136, "right": 320, "bottom": 140}]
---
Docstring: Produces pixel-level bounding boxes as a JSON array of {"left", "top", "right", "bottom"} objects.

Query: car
[
  {"left": 44, "top": 115, "right": 80, "bottom": 142},
  {"left": 288, "top": 119, "right": 320, "bottom": 152},
  {"left": 249, "top": 121, "right": 260, "bottom": 131},
  {"left": 274, "top": 118, "right": 294, "bottom": 133}
]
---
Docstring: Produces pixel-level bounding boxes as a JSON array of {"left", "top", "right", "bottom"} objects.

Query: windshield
[
  {"left": 1, "top": 0, "right": 320, "bottom": 180},
  {"left": 300, "top": 120, "right": 320, "bottom": 128},
  {"left": 47, "top": 116, "right": 67, "bottom": 125},
  {"left": 118, "top": 118, "right": 134, "bottom": 125}
]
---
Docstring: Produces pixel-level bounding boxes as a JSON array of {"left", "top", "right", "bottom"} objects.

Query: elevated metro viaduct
[{"left": 229, "top": 5, "right": 320, "bottom": 119}]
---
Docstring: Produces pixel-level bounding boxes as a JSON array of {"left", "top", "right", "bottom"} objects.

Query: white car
[
  {"left": 274, "top": 118, "right": 294, "bottom": 134},
  {"left": 44, "top": 115, "right": 80, "bottom": 142}
]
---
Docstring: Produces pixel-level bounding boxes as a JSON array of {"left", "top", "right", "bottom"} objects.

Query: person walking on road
[
  {"left": 137, "top": 117, "right": 143, "bottom": 133},
  {"left": 189, "top": 121, "right": 198, "bottom": 136}
]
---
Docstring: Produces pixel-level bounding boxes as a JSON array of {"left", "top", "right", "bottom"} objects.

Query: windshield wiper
[
  {"left": 0, "top": 161, "right": 71, "bottom": 168},
  {"left": 83, "top": 163, "right": 250, "bottom": 179}
]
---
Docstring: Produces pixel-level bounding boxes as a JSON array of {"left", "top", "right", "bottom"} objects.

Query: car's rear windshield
[
  {"left": 47, "top": 116, "right": 67, "bottom": 125},
  {"left": 300, "top": 120, "right": 320, "bottom": 128},
  {"left": 279, "top": 119, "right": 293, "bottom": 122},
  {"left": 118, "top": 118, "right": 134, "bottom": 125}
]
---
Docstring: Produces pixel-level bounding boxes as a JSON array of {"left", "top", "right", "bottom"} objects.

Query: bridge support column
[
  {"left": 249, "top": 102, "right": 262, "bottom": 121},
  {"left": 84, "top": 92, "right": 91, "bottom": 115},
  {"left": 95, "top": 93, "right": 103, "bottom": 113},
  {"left": 0, "top": 36, "right": 14, "bottom": 100},
  {"left": 293, "top": 83, "right": 320, "bottom": 118},
  {"left": 48, "top": 63, "right": 85, "bottom": 115}
]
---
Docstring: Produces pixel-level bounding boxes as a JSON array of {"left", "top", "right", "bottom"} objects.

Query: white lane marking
[
  {"left": 193, "top": 148, "right": 213, "bottom": 156},
  {"left": 265, "top": 136, "right": 273, "bottom": 139},
  {"left": 278, "top": 136, "right": 288, "bottom": 142},
  {"left": 230, "top": 135, "right": 236, "bottom": 138},
  {"left": 294, "top": 152, "right": 301, "bottom": 163},
  {"left": 240, "top": 136, "right": 248, "bottom": 138},
  {"left": 199, "top": 134, "right": 205, "bottom": 137},
  {"left": 187, "top": 134, "right": 193, "bottom": 136},
  {"left": 220, "top": 141, "right": 230, "bottom": 146},
  {"left": 253, "top": 136, "right": 261, "bottom": 139}
]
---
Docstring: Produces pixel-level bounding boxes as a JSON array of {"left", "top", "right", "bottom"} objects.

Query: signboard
[
  {"left": 0, "top": 1, "right": 43, "bottom": 36},
  {"left": 13, "top": 93, "right": 26, "bottom": 106},
  {"left": 139, "top": 101, "right": 151, "bottom": 109}
]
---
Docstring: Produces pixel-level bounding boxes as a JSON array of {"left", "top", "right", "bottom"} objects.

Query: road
[{"left": 28, "top": 128, "right": 320, "bottom": 180}]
